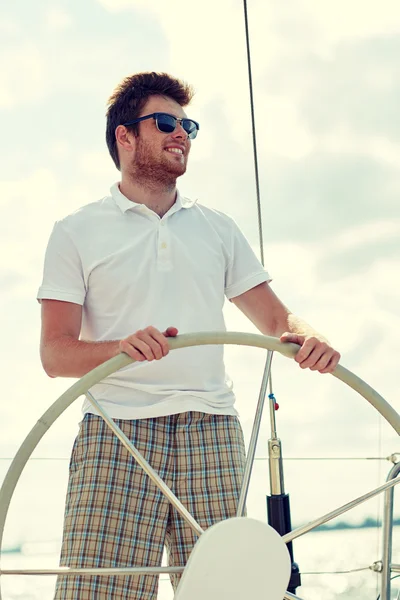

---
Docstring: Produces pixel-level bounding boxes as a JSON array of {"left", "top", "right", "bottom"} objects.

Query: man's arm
[
  {"left": 40, "top": 299, "right": 177, "bottom": 378},
  {"left": 231, "top": 282, "right": 340, "bottom": 374}
]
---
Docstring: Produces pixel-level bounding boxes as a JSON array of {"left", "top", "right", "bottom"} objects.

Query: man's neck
[{"left": 119, "top": 176, "right": 177, "bottom": 218}]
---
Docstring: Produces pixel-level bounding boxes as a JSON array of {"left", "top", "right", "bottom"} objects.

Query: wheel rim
[{"left": 0, "top": 331, "right": 399, "bottom": 597}]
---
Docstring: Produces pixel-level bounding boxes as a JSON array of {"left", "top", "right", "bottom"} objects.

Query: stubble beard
[{"left": 128, "top": 136, "right": 187, "bottom": 192}]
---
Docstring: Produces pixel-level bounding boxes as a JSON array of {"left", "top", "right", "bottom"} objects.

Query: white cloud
[
  {"left": 79, "top": 150, "right": 116, "bottom": 178},
  {"left": 48, "top": 141, "right": 71, "bottom": 159},
  {"left": 322, "top": 129, "right": 400, "bottom": 170},
  {"left": 301, "top": 0, "right": 400, "bottom": 43},
  {"left": 0, "top": 45, "right": 48, "bottom": 108},
  {"left": 252, "top": 94, "right": 316, "bottom": 159},
  {"left": 96, "top": 0, "right": 138, "bottom": 11},
  {"left": 324, "top": 219, "right": 400, "bottom": 252},
  {"left": 0, "top": 17, "right": 21, "bottom": 35},
  {"left": 0, "top": 169, "right": 61, "bottom": 270},
  {"left": 44, "top": 7, "right": 72, "bottom": 31}
]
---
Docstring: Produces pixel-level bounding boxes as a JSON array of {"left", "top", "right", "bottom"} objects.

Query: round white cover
[{"left": 174, "top": 517, "right": 291, "bottom": 599}]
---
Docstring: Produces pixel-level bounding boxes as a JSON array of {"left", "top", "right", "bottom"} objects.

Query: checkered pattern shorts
[{"left": 54, "top": 411, "right": 246, "bottom": 599}]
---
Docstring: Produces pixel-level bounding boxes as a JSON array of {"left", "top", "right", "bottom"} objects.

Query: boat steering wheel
[{"left": 0, "top": 332, "right": 399, "bottom": 600}]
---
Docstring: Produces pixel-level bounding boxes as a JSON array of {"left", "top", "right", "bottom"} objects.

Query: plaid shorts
[{"left": 54, "top": 411, "right": 246, "bottom": 599}]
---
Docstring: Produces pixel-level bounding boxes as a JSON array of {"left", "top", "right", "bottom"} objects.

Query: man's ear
[{"left": 115, "top": 125, "right": 136, "bottom": 158}]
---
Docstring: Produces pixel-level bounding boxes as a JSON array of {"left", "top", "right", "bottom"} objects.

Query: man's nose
[{"left": 171, "top": 122, "right": 187, "bottom": 139}]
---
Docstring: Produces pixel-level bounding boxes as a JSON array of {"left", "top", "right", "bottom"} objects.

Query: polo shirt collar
[{"left": 110, "top": 182, "right": 196, "bottom": 215}]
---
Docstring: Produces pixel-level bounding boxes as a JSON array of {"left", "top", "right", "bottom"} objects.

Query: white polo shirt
[{"left": 37, "top": 183, "right": 271, "bottom": 419}]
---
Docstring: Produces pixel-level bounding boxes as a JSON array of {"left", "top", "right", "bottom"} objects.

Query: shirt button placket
[{"left": 158, "top": 219, "right": 171, "bottom": 270}]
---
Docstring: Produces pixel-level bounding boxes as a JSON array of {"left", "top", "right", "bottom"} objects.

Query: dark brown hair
[{"left": 106, "top": 71, "right": 194, "bottom": 170}]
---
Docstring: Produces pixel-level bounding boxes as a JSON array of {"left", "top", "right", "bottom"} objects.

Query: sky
[{"left": 0, "top": 0, "right": 399, "bottom": 557}]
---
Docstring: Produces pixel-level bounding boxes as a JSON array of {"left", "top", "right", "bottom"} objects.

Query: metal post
[
  {"left": 380, "top": 460, "right": 400, "bottom": 600},
  {"left": 283, "top": 476, "right": 400, "bottom": 544},
  {"left": 236, "top": 351, "right": 273, "bottom": 517},
  {"left": 266, "top": 386, "right": 301, "bottom": 592}
]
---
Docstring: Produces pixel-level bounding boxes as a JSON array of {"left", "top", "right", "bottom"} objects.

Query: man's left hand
[{"left": 280, "top": 332, "right": 341, "bottom": 374}]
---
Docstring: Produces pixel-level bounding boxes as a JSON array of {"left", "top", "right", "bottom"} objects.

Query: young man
[{"left": 38, "top": 71, "right": 340, "bottom": 599}]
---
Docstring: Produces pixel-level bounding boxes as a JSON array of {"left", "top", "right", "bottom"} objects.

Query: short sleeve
[
  {"left": 224, "top": 218, "right": 272, "bottom": 299},
  {"left": 37, "top": 221, "right": 86, "bottom": 305}
]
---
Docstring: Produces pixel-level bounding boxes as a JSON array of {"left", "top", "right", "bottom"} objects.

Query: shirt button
[
  {"left": 160, "top": 221, "right": 165, "bottom": 226},
  {"left": 161, "top": 242, "right": 167, "bottom": 249}
]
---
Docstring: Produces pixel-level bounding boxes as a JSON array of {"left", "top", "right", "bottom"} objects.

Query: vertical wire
[
  {"left": 243, "top": 0, "right": 275, "bottom": 414},
  {"left": 375, "top": 414, "right": 383, "bottom": 598},
  {"left": 243, "top": 0, "right": 265, "bottom": 266}
]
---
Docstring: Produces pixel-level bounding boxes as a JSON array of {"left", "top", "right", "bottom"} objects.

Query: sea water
[
  {"left": 1, "top": 460, "right": 399, "bottom": 599},
  {"left": 2, "top": 527, "right": 399, "bottom": 599}
]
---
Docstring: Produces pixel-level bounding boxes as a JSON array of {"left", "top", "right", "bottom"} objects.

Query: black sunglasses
[{"left": 123, "top": 112, "right": 200, "bottom": 140}]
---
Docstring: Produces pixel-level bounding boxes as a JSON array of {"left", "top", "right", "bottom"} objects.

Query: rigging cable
[
  {"left": 242, "top": 0, "right": 264, "bottom": 266},
  {"left": 302, "top": 566, "right": 370, "bottom": 575}
]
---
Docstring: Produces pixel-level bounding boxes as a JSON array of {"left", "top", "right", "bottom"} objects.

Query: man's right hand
[
  {"left": 119, "top": 326, "right": 178, "bottom": 362},
  {"left": 40, "top": 301, "right": 178, "bottom": 377}
]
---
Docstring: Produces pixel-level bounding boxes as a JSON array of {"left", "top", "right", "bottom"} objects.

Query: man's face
[{"left": 128, "top": 95, "right": 193, "bottom": 185}]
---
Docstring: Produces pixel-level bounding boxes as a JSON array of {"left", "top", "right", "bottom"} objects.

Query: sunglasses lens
[
  {"left": 183, "top": 120, "right": 198, "bottom": 139},
  {"left": 156, "top": 114, "right": 176, "bottom": 133},
  {"left": 155, "top": 113, "right": 199, "bottom": 139}
]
